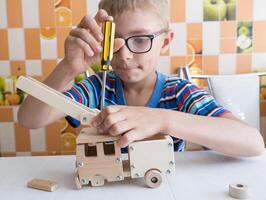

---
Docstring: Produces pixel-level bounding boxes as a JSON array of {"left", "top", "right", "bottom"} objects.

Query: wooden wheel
[
  {"left": 91, "top": 175, "right": 105, "bottom": 187},
  {"left": 144, "top": 169, "right": 162, "bottom": 188}
]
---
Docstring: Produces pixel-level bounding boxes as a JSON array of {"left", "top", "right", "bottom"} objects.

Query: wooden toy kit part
[
  {"left": 74, "top": 130, "right": 175, "bottom": 189},
  {"left": 16, "top": 76, "right": 100, "bottom": 126},
  {"left": 15, "top": 69, "right": 176, "bottom": 190},
  {"left": 229, "top": 183, "right": 250, "bottom": 199},
  {"left": 144, "top": 169, "right": 162, "bottom": 188},
  {"left": 27, "top": 178, "right": 58, "bottom": 192}
]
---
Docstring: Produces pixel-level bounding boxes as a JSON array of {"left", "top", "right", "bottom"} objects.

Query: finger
[
  {"left": 114, "top": 38, "right": 125, "bottom": 52},
  {"left": 70, "top": 28, "right": 102, "bottom": 53},
  {"left": 98, "top": 112, "right": 127, "bottom": 133},
  {"left": 118, "top": 129, "right": 138, "bottom": 148},
  {"left": 67, "top": 36, "right": 94, "bottom": 57},
  {"left": 78, "top": 14, "right": 103, "bottom": 41},
  {"left": 91, "top": 106, "right": 121, "bottom": 127},
  {"left": 109, "top": 120, "right": 134, "bottom": 136},
  {"left": 95, "top": 9, "right": 113, "bottom": 26}
]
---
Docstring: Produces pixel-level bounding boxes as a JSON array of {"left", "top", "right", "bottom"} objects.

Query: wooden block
[
  {"left": 27, "top": 178, "right": 58, "bottom": 192},
  {"left": 229, "top": 183, "right": 249, "bottom": 199}
]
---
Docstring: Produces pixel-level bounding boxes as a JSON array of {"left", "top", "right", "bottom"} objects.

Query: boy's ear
[{"left": 160, "top": 30, "right": 174, "bottom": 54}]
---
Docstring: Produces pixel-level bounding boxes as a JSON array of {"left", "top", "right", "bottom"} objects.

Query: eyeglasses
[{"left": 114, "top": 29, "right": 167, "bottom": 54}]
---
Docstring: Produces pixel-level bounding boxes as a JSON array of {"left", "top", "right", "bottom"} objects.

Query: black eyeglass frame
[{"left": 114, "top": 29, "right": 168, "bottom": 54}]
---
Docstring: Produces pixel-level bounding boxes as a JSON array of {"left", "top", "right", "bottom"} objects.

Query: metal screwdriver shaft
[{"left": 100, "top": 71, "right": 107, "bottom": 109}]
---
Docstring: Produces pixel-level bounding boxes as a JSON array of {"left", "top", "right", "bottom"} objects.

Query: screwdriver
[{"left": 100, "top": 21, "right": 115, "bottom": 110}]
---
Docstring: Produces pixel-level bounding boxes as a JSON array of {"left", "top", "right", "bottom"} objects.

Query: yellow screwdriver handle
[{"left": 100, "top": 21, "right": 115, "bottom": 71}]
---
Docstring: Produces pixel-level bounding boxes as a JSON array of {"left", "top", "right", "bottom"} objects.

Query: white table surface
[{"left": 0, "top": 150, "right": 266, "bottom": 200}]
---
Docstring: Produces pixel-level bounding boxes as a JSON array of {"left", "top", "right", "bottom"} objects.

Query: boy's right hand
[{"left": 63, "top": 9, "right": 124, "bottom": 76}]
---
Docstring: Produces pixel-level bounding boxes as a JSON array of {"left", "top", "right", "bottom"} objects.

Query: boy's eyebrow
[
  {"left": 116, "top": 28, "right": 152, "bottom": 37},
  {"left": 129, "top": 29, "right": 152, "bottom": 34}
]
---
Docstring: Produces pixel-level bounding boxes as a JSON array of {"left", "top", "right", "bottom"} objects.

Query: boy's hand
[
  {"left": 64, "top": 9, "right": 124, "bottom": 76},
  {"left": 91, "top": 106, "right": 168, "bottom": 147}
]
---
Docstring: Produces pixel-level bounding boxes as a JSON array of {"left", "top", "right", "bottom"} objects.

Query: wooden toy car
[
  {"left": 16, "top": 76, "right": 175, "bottom": 189},
  {"left": 75, "top": 127, "right": 175, "bottom": 188}
]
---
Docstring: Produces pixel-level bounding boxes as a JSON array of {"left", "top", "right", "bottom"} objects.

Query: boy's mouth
[{"left": 117, "top": 65, "right": 139, "bottom": 70}]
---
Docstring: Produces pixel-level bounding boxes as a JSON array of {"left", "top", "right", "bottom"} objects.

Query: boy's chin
[
  {"left": 118, "top": 72, "right": 144, "bottom": 83},
  {"left": 120, "top": 74, "right": 142, "bottom": 83}
]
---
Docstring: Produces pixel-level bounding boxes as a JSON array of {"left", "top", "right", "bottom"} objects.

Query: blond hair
[{"left": 98, "top": 0, "right": 169, "bottom": 29}]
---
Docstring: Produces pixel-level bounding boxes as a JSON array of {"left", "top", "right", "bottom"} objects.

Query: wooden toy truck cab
[{"left": 16, "top": 76, "right": 175, "bottom": 189}]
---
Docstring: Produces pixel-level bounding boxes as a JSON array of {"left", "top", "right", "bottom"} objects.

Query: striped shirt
[{"left": 63, "top": 71, "right": 228, "bottom": 152}]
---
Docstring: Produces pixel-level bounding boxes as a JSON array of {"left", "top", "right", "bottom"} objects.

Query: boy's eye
[
  {"left": 132, "top": 37, "right": 150, "bottom": 45},
  {"left": 127, "top": 36, "right": 152, "bottom": 52},
  {"left": 133, "top": 37, "right": 145, "bottom": 44}
]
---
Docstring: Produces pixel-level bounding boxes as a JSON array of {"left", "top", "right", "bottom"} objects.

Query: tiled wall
[{"left": 0, "top": 0, "right": 266, "bottom": 156}]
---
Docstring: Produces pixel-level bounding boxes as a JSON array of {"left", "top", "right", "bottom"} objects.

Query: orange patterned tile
[
  {"left": 1, "top": 152, "right": 16, "bottom": 157},
  {"left": 187, "top": 39, "right": 202, "bottom": 54},
  {"left": 31, "top": 75, "right": 44, "bottom": 82},
  {"left": 189, "top": 57, "right": 204, "bottom": 87},
  {"left": 42, "top": 60, "right": 57, "bottom": 79},
  {"left": 236, "top": 54, "right": 251, "bottom": 74},
  {"left": 170, "top": 0, "right": 185, "bottom": 22},
  {"left": 0, "top": 107, "right": 13, "bottom": 122},
  {"left": 187, "top": 23, "right": 202, "bottom": 40},
  {"left": 170, "top": 56, "right": 186, "bottom": 74},
  {"left": 61, "top": 132, "right": 76, "bottom": 152},
  {"left": 237, "top": 0, "right": 253, "bottom": 21},
  {"left": 220, "top": 39, "right": 236, "bottom": 54},
  {"left": 71, "top": 0, "right": 86, "bottom": 25},
  {"left": 25, "top": 29, "right": 41, "bottom": 59},
  {"left": 253, "top": 21, "right": 266, "bottom": 53},
  {"left": 160, "top": 48, "right": 170, "bottom": 56},
  {"left": 31, "top": 152, "right": 49, "bottom": 156},
  {"left": 202, "top": 55, "right": 219, "bottom": 75},
  {"left": 61, "top": 151, "right": 75, "bottom": 155},
  {"left": 0, "top": 30, "right": 9, "bottom": 59},
  {"left": 39, "top": 0, "right": 55, "bottom": 27},
  {"left": 57, "top": 27, "right": 71, "bottom": 58},
  {"left": 47, "top": 151, "right": 61, "bottom": 155},
  {"left": 55, "top": 6, "right": 72, "bottom": 27},
  {"left": 261, "top": 101, "right": 266, "bottom": 116},
  {"left": 45, "top": 122, "right": 61, "bottom": 152},
  {"left": 220, "top": 21, "right": 236, "bottom": 38},
  {"left": 57, "top": 0, "right": 71, "bottom": 9},
  {"left": 15, "top": 123, "right": 31, "bottom": 152},
  {"left": 40, "top": 27, "right": 56, "bottom": 40},
  {"left": 7, "top": 0, "right": 23, "bottom": 28},
  {"left": 190, "top": 55, "right": 202, "bottom": 70},
  {"left": 11, "top": 61, "right": 26, "bottom": 76}
]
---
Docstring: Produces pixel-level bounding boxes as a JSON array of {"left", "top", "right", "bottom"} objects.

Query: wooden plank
[{"left": 16, "top": 76, "right": 100, "bottom": 125}]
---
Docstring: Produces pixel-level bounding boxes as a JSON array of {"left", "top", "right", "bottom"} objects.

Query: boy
[{"left": 18, "top": 0, "right": 264, "bottom": 157}]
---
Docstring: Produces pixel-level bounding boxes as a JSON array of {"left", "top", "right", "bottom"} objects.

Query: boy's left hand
[{"left": 91, "top": 106, "right": 168, "bottom": 147}]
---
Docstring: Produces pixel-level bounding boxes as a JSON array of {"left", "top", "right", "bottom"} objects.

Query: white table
[{"left": 0, "top": 151, "right": 265, "bottom": 200}]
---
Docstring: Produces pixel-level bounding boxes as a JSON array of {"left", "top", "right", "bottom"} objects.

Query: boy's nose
[{"left": 117, "top": 44, "right": 133, "bottom": 61}]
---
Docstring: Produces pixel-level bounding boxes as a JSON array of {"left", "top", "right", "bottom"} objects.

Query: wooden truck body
[
  {"left": 16, "top": 76, "right": 175, "bottom": 189},
  {"left": 75, "top": 127, "right": 175, "bottom": 188}
]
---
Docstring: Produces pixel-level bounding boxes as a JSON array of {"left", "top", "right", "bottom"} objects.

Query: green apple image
[
  {"left": 0, "top": 92, "right": 4, "bottom": 106},
  {"left": 238, "top": 26, "right": 251, "bottom": 36},
  {"left": 204, "top": 0, "right": 227, "bottom": 21},
  {"left": 225, "top": 0, "right": 236, "bottom": 20},
  {"left": 74, "top": 73, "right": 85, "bottom": 83},
  {"left": 85, "top": 66, "right": 96, "bottom": 77},
  {"left": 241, "top": 46, "right": 252, "bottom": 53},
  {"left": 0, "top": 77, "right": 5, "bottom": 92},
  {"left": 240, "top": 21, "right": 252, "bottom": 28},
  {"left": 237, "top": 35, "right": 252, "bottom": 53},
  {"left": 90, "top": 61, "right": 101, "bottom": 72}
]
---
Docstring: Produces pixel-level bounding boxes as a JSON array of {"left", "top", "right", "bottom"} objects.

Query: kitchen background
[{"left": 0, "top": 0, "right": 265, "bottom": 156}]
